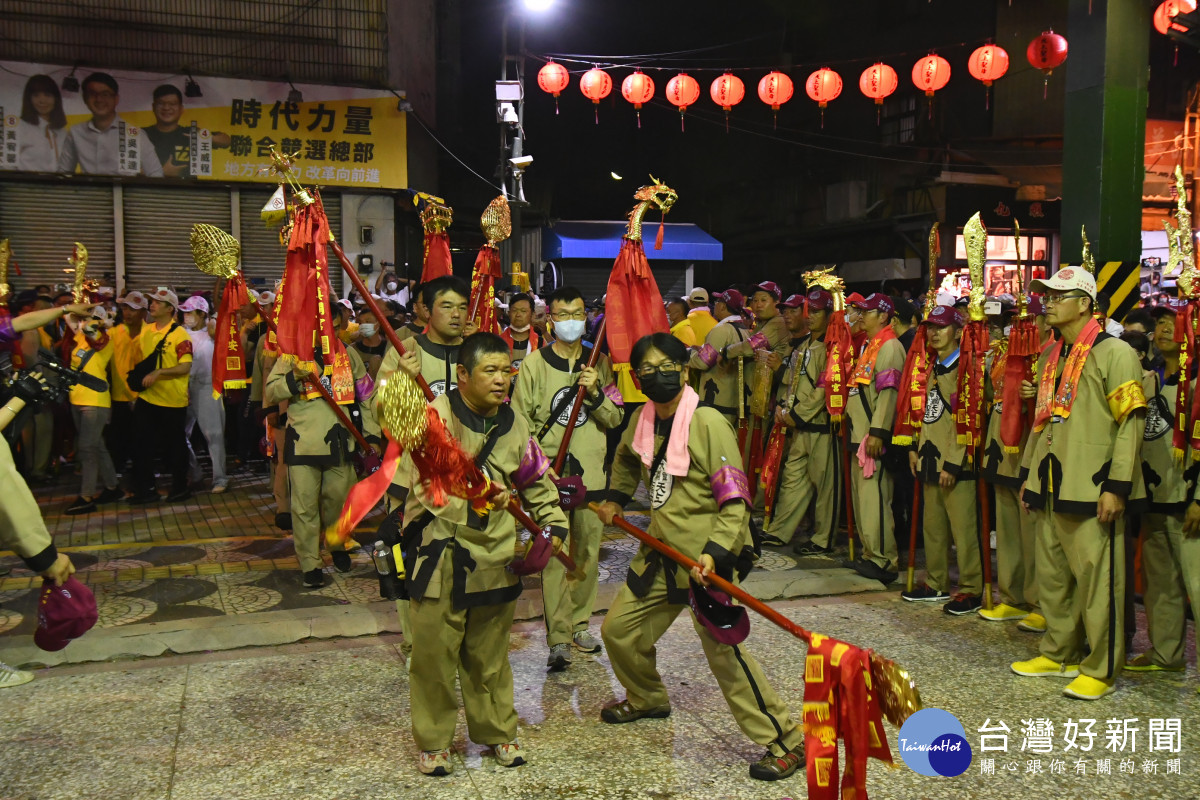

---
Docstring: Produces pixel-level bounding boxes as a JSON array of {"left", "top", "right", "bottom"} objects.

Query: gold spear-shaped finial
[
  {"left": 1080, "top": 225, "right": 1096, "bottom": 276},
  {"left": 964, "top": 212, "right": 987, "bottom": 322},
  {"left": 190, "top": 224, "right": 242, "bottom": 280},
  {"left": 1013, "top": 220, "right": 1027, "bottom": 318},
  {"left": 924, "top": 222, "right": 940, "bottom": 317},
  {"left": 1166, "top": 164, "right": 1198, "bottom": 298},
  {"left": 69, "top": 242, "right": 94, "bottom": 304},
  {"left": 260, "top": 146, "right": 313, "bottom": 207},
  {"left": 0, "top": 239, "right": 10, "bottom": 305}
]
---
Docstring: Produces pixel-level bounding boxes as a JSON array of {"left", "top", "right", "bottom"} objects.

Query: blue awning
[{"left": 543, "top": 221, "right": 722, "bottom": 262}]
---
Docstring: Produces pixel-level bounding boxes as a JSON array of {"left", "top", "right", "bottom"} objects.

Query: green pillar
[{"left": 1060, "top": 0, "right": 1150, "bottom": 265}]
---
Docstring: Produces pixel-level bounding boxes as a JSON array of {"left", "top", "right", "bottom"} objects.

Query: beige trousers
[
  {"left": 287, "top": 461, "right": 353, "bottom": 572},
  {"left": 995, "top": 484, "right": 1038, "bottom": 611},
  {"left": 408, "top": 551, "right": 518, "bottom": 751},
  {"left": 921, "top": 478, "right": 983, "bottom": 595},
  {"left": 850, "top": 452, "right": 897, "bottom": 571},
  {"left": 542, "top": 506, "right": 603, "bottom": 647},
  {"left": 1139, "top": 512, "right": 1200, "bottom": 669},
  {"left": 764, "top": 430, "right": 838, "bottom": 547}
]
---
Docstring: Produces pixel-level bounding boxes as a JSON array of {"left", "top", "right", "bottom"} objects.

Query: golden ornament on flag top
[{"left": 190, "top": 224, "right": 242, "bottom": 280}]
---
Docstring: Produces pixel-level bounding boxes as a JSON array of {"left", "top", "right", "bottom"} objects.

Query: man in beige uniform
[
  {"left": 264, "top": 345, "right": 377, "bottom": 588},
  {"left": 248, "top": 293, "right": 291, "bottom": 531},
  {"left": 596, "top": 332, "right": 805, "bottom": 782},
  {"left": 762, "top": 289, "right": 838, "bottom": 554},
  {"left": 1013, "top": 267, "right": 1146, "bottom": 701},
  {"left": 980, "top": 297, "right": 1049, "bottom": 629},
  {"left": 512, "top": 286, "right": 623, "bottom": 670},
  {"left": 845, "top": 293, "right": 905, "bottom": 585},
  {"left": 690, "top": 288, "right": 748, "bottom": 422},
  {"left": 899, "top": 305, "right": 982, "bottom": 614},
  {"left": 399, "top": 333, "right": 567, "bottom": 775},
  {"left": 1126, "top": 301, "right": 1198, "bottom": 676}
]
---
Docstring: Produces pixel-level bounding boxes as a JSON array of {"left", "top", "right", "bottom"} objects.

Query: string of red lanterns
[{"left": 535, "top": 29, "right": 1073, "bottom": 127}]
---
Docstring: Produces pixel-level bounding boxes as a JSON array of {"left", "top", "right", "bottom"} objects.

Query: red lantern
[
  {"left": 1026, "top": 30, "right": 1068, "bottom": 98},
  {"left": 621, "top": 70, "right": 655, "bottom": 128},
  {"left": 968, "top": 44, "right": 1009, "bottom": 109},
  {"left": 911, "top": 54, "right": 951, "bottom": 97},
  {"left": 580, "top": 67, "right": 612, "bottom": 124},
  {"left": 1155, "top": 0, "right": 1197, "bottom": 35},
  {"left": 537, "top": 60, "right": 570, "bottom": 114},
  {"left": 859, "top": 63, "right": 898, "bottom": 124},
  {"left": 805, "top": 67, "right": 842, "bottom": 128},
  {"left": 665, "top": 73, "right": 701, "bottom": 131},
  {"left": 757, "top": 71, "right": 794, "bottom": 128},
  {"left": 710, "top": 72, "right": 744, "bottom": 132}
]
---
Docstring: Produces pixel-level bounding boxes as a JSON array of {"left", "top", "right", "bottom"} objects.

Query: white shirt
[
  {"left": 17, "top": 119, "right": 67, "bottom": 172},
  {"left": 58, "top": 118, "right": 163, "bottom": 177},
  {"left": 187, "top": 328, "right": 214, "bottom": 385}
]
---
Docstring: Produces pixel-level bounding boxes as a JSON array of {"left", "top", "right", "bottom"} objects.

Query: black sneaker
[
  {"left": 165, "top": 489, "right": 193, "bottom": 503},
  {"left": 759, "top": 532, "right": 789, "bottom": 548},
  {"left": 943, "top": 594, "right": 983, "bottom": 615},
  {"left": 302, "top": 569, "right": 325, "bottom": 588},
  {"left": 793, "top": 541, "right": 832, "bottom": 557},
  {"left": 275, "top": 512, "right": 293, "bottom": 531},
  {"left": 94, "top": 487, "right": 124, "bottom": 505},
  {"left": 901, "top": 584, "right": 951, "bottom": 603},
  {"left": 331, "top": 550, "right": 353, "bottom": 573},
  {"left": 65, "top": 497, "right": 97, "bottom": 515},
  {"left": 127, "top": 491, "right": 161, "bottom": 505}
]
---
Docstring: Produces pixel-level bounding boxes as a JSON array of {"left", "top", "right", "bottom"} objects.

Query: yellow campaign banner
[{"left": 0, "top": 60, "right": 407, "bottom": 189}]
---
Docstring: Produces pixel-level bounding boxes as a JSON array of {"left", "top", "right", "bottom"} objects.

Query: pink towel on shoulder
[{"left": 633, "top": 384, "right": 699, "bottom": 477}]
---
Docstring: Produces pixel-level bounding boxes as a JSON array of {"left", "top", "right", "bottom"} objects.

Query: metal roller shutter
[
  {"left": 123, "top": 186, "right": 232, "bottom": 295},
  {"left": 238, "top": 188, "right": 341, "bottom": 292},
  {"left": 560, "top": 264, "right": 686, "bottom": 306},
  {"left": 0, "top": 182, "right": 116, "bottom": 294}
]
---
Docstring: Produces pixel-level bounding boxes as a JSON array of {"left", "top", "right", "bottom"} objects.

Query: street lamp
[{"left": 498, "top": 0, "right": 554, "bottom": 291}]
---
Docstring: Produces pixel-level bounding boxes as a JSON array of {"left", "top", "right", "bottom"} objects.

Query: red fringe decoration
[
  {"left": 605, "top": 238, "right": 669, "bottom": 366},
  {"left": 408, "top": 408, "right": 498, "bottom": 511},
  {"left": 821, "top": 309, "right": 854, "bottom": 422},
  {"left": 891, "top": 324, "right": 931, "bottom": 446},
  {"left": 421, "top": 231, "right": 453, "bottom": 284},
  {"left": 654, "top": 219, "right": 665, "bottom": 251},
  {"left": 1176, "top": 302, "right": 1200, "bottom": 458},
  {"left": 996, "top": 317, "right": 1040, "bottom": 452},
  {"left": 956, "top": 320, "right": 990, "bottom": 462},
  {"left": 468, "top": 244, "right": 503, "bottom": 335}
]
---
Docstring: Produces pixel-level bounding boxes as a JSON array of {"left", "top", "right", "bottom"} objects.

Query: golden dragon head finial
[
  {"left": 1166, "top": 164, "right": 1198, "bottom": 299},
  {"left": 1080, "top": 225, "right": 1096, "bottom": 276},
  {"left": 626, "top": 175, "right": 678, "bottom": 240},
  {"left": 803, "top": 266, "right": 847, "bottom": 312},
  {"left": 963, "top": 212, "right": 987, "bottom": 322}
]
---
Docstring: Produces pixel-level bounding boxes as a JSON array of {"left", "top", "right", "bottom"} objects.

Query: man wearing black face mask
[
  {"left": 595, "top": 332, "right": 805, "bottom": 781},
  {"left": 512, "top": 286, "right": 623, "bottom": 670}
]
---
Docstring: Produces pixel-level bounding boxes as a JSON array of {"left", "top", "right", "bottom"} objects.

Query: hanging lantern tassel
[
  {"left": 622, "top": 71, "right": 656, "bottom": 131},
  {"left": 859, "top": 63, "right": 898, "bottom": 127},
  {"left": 537, "top": 60, "right": 570, "bottom": 116},
  {"left": 666, "top": 73, "right": 700, "bottom": 133},
  {"left": 580, "top": 67, "right": 613, "bottom": 126},
  {"left": 1026, "top": 31, "right": 1069, "bottom": 101}
]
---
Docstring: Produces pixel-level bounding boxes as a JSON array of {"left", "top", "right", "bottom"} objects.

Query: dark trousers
[
  {"left": 107, "top": 400, "right": 136, "bottom": 477},
  {"left": 131, "top": 398, "right": 189, "bottom": 495}
]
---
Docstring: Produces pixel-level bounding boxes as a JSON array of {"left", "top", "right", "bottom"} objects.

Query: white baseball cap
[
  {"left": 256, "top": 290, "right": 277, "bottom": 307},
  {"left": 1030, "top": 267, "right": 1097, "bottom": 302},
  {"left": 178, "top": 296, "right": 209, "bottom": 314},
  {"left": 117, "top": 291, "right": 148, "bottom": 310},
  {"left": 688, "top": 287, "right": 709, "bottom": 303},
  {"left": 147, "top": 287, "right": 180, "bottom": 308}
]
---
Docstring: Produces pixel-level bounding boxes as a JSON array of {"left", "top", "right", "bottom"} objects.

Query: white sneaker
[{"left": 0, "top": 662, "right": 34, "bottom": 688}]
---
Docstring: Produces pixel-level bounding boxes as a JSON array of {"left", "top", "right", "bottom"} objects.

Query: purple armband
[
  {"left": 355, "top": 373, "right": 375, "bottom": 401},
  {"left": 875, "top": 368, "right": 901, "bottom": 391},
  {"left": 710, "top": 465, "right": 753, "bottom": 508},
  {"left": 513, "top": 438, "right": 551, "bottom": 490},
  {"left": 748, "top": 332, "right": 769, "bottom": 352},
  {"left": 0, "top": 316, "right": 15, "bottom": 345},
  {"left": 696, "top": 343, "right": 720, "bottom": 368},
  {"left": 602, "top": 383, "right": 624, "bottom": 407}
]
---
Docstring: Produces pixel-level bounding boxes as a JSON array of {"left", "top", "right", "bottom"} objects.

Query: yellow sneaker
[
  {"left": 1011, "top": 655, "right": 1080, "bottom": 678},
  {"left": 1063, "top": 675, "right": 1116, "bottom": 700},
  {"left": 1017, "top": 612, "right": 1047, "bottom": 633},
  {"left": 978, "top": 603, "right": 1029, "bottom": 622},
  {"left": 1124, "top": 653, "right": 1185, "bottom": 672}
]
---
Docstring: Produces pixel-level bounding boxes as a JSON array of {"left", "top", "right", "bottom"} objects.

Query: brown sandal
[
  {"left": 599, "top": 700, "right": 672, "bottom": 724},
  {"left": 749, "top": 746, "right": 803, "bottom": 780}
]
